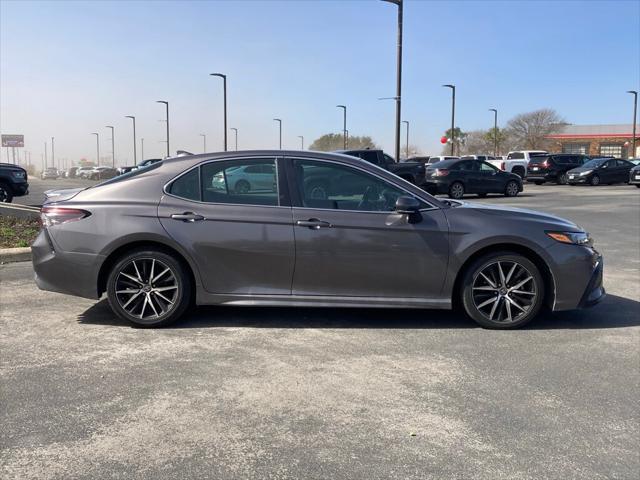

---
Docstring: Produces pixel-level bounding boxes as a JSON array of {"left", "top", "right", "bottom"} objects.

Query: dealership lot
[{"left": 1, "top": 183, "right": 639, "bottom": 479}]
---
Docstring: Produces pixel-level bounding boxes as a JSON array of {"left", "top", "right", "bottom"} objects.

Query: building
[{"left": 546, "top": 124, "right": 639, "bottom": 159}]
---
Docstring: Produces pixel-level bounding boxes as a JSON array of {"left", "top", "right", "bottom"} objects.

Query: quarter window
[
  {"left": 168, "top": 167, "right": 200, "bottom": 201},
  {"left": 293, "top": 159, "right": 417, "bottom": 212}
]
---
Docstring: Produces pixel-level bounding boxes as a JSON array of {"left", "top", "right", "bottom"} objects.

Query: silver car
[{"left": 32, "top": 150, "right": 604, "bottom": 328}]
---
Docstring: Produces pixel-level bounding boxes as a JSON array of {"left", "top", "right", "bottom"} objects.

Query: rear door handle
[
  {"left": 296, "top": 219, "right": 332, "bottom": 230},
  {"left": 170, "top": 212, "right": 205, "bottom": 222}
]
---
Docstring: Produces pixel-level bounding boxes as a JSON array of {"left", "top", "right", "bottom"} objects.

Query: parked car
[
  {"left": 118, "top": 159, "right": 163, "bottom": 176},
  {"left": 526, "top": 154, "right": 590, "bottom": 185},
  {"left": 0, "top": 163, "right": 29, "bottom": 203},
  {"left": 460, "top": 155, "right": 498, "bottom": 162},
  {"left": 403, "top": 155, "right": 431, "bottom": 163},
  {"left": 33, "top": 150, "right": 604, "bottom": 329},
  {"left": 428, "top": 155, "right": 460, "bottom": 163},
  {"left": 337, "top": 149, "right": 427, "bottom": 186},
  {"left": 629, "top": 164, "right": 640, "bottom": 187},
  {"left": 117, "top": 166, "right": 136, "bottom": 175},
  {"left": 567, "top": 158, "right": 635, "bottom": 186},
  {"left": 41, "top": 167, "right": 59, "bottom": 180},
  {"left": 488, "top": 150, "right": 547, "bottom": 178},
  {"left": 88, "top": 166, "right": 117, "bottom": 180},
  {"left": 64, "top": 167, "right": 78, "bottom": 179},
  {"left": 627, "top": 158, "right": 640, "bottom": 166},
  {"left": 211, "top": 163, "right": 276, "bottom": 193},
  {"left": 424, "top": 158, "right": 523, "bottom": 199},
  {"left": 76, "top": 166, "right": 95, "bottom": 178}
]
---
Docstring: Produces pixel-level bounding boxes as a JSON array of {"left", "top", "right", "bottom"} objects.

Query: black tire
[
  {"left": 0, "top": 182, "right": 13, "bottom": 203},
  {"left": 234, "top": 180, "right": 250, "bottom": 194},
  {"left": 512, "top": 167, "right": 525, "bottom": 179},
  {"left": 636, "top": 184, "right": 640, "bottom": 188},
  {"left": 106, "top": 248, "right": 192, "bottom": 327},
  {"left": 534, "top": 181, "right": 543, "bottom": 185},
  {"left": 461, "top": 251, "right": 544, "bottom": 329},
  {"left": 504, "top": 180, "right": 520, "bottom": 197},
  {"left": 590, "top": 174, "right": 600, "bottom": 186},
  {"left": 448, "top": 181, "right": 465, "bottom": 199},
  {"left": 557, "top": 173, "right": 568, "bottom": 185}
]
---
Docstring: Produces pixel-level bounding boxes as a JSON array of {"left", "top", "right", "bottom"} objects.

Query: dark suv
[
  {"left": 526, "top": 154, "right": 589, "bottom": 185},
  {"left": 0, "top": 163, "right": 29, "bottom": 203}
]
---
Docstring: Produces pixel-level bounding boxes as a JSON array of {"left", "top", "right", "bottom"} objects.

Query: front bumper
[
  {"left": 629, "top": 173, "right": 640, "bottom": 185},
  {"left": 567, "top": 175, "right": 590, "bottom": 184},
  {"left": 32, "top": 229, "right": 103, "bottom": 300},
  {"left": 577, "top": 257, "right": 605, "bottom": 308},
  {"left": 12, "top": 181, "right": 29, "bottom": 197}
]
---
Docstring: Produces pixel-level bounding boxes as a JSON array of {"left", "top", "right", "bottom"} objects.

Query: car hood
[
  {"left": 43, "top": 188, "right": 85, "bottom": 204},
  {"left": 567, "top": 167, "right": 595, "bottom": 174},
  {"left": 453, "top": 201, "right": 581, "bottom": 231}
]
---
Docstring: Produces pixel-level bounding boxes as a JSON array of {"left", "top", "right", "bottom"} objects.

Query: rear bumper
[
  {"left": 526, "top": 172, "right": 554, "bottom": 182},
  {"left": 32, "top": 229, "right": 103, "bottom": 300},
  {"left": 422, "top": 180, "right": 449, "bottom": 194}
]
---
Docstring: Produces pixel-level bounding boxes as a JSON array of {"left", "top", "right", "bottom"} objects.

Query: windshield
[
  {"left": 90, "top": 161, "right": 163, "bottom": 188},
  {"left": 581, "top": 159, "right": 606, "bottom": 169}
]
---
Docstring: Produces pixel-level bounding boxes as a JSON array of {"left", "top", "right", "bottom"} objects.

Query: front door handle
[
  {"left": 296, "top": 218, "right": 332, "bottom": 230},
  {"left": 170, "top": 212, "right": 205, "bottom": 222}
]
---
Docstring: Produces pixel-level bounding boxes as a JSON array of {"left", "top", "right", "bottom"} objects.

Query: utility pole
[
  {"left": 628, "top": 90, "right": 638, "bottom": 158},
  {"left": 381, "top": 0, "right": 403, "bottom": 161}
]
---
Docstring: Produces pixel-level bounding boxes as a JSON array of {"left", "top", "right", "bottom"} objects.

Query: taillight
[
  {"left": 541, "top": 161, "right": 549, "bottom": 168},
  {"left": 40, "top": 206, "right": 91, "bottom": 227},
  {"left": 434, "top": 168, "right": 449, "bottom": 177},
  {"left": 500, "top": 162, "right": 506, "bottom": 170}
]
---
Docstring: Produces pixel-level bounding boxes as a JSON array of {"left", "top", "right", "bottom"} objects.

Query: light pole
[
  {"left": 489, "top": 108, "right": 498, "bottom": 157},
  {"left": 91, "top": 133, "right": 100, "bottom": 166},
  {"left": 140, "top": 138, "right": 144, "bottom": 161},
  {"left": 273, "top": 118, "right": 282, "bottom": 149},
  {"left": 44, "top": 141, "right": 47, "bottom": 169},
  {"left": 51, "top": 137, "right": 55, "bottom": 169},
  {"left": 125, "top": 116, "right": 137, "bottom": 165},
  {"left": 210, "top": 73, "right": 228, "bottom": 151},
  {"left": 230, "top": 127, "right": 238, "bottom": 151},
  {"left": 442, "top": 84, "right": 456, "bottom": 156},
  {"left": 336, "top": 105, "right": 347, "bottom": 149},
  {"left": 628, "top": 90, "right": 638, "bottom": 158},
  {"left": 106, "top": 126, "right": 115, "bottom": 167},
  {"left": 402, "top": 120, "right": 409, "bottom": 159},
  {"left": 199, "top": 133, "right": 207, "bottom": 153},
  {"left": 381, "top": 0, "right": 403, "bottom": 162},
  {"left": 156, "top": 100, "right": 170, "bottom": 156},
  {"left": 298, "top": 135, "right": 304, "bottom": 150}
]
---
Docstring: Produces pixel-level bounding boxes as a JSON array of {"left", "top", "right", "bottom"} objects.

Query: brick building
[{"left": 546, "top": 124, "right": 639, "bottom": 159}]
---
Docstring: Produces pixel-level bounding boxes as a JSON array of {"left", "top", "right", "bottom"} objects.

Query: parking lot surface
[{"left": 1, "top": 183, "right": 639, "bottom": 479}]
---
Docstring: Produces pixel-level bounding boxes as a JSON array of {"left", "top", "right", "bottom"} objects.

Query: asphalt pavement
[{"left": 1, "top": 183, "right": 639, "bottom": 479}]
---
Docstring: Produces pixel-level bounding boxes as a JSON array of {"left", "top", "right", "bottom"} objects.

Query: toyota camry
[{"left": 32, "top": 150, "right": 604, "bottom": 329}]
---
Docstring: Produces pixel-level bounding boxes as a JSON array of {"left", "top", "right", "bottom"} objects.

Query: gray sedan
[{"left": 32, "top": 150, "right": 604, "bottom": 328}]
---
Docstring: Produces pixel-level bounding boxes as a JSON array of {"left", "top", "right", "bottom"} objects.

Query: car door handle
[
  {"left": 170, "top": 212, "right": 205, "bottom": 222},
  {"left": 296, "top": 219, "right": 332, "bottom": 230}
]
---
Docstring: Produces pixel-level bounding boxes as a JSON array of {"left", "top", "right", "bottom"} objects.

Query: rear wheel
[
  {"left": 505, "top": 180, "right": 520, "bottom": 197},
  {"left": 557, "top": 173, "right": 568, "bottom": 185},
  {"left": 0, "top": 182, "right": 13, "bottom": 203},
  {"left": 106, "top": 248, "right": 192, "bottom": 327},
  {"left": 234, "top": 180, "right": 250, "bottom": 194},
  {"left": 461, "top": 252, "right": 544, "bottom": 329},
  {"left": 590, "top": 174, "right": 600, "bottom": 186},
  {"left": 448, "top": 182, "right": 465, "bottom": 199}
]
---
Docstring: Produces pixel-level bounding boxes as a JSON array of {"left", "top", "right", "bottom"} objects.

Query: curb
[{"left": 0, "top": 247, "right": 32, "bottom": 264}]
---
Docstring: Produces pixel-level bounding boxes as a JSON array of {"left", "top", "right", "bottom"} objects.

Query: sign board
[{"left": 1, "top": 134, "right": 24, "bottom": 148}]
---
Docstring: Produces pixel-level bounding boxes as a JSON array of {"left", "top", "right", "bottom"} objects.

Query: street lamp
[
  {"left": 105, "top": 126, "right": 115, "bottom": 167},
  {"left": 210, "top": 73, "right": 228, "bottom": 151},
  {"left": 298, "top": 135, "right": 304, "bottom": 150},
  {"left": 230, "top": 127, "right": 238, "bottom": 151},
  {"left": 140, "top": 138, "right": 144, "bottom": 161},
  {"left": 628, "top": 90, "right": 638, "bottom": 158},
  {"left": 402, "top": 120, "right": 409, "bottom": 159},
  {"left": 489, "top": 108, "right": 498, "bottom": 157},
  {"left": 91, "top": 133, "right": 100, "bottom": 166},
  {"left": 442, "top": 84, "right": 456, "bottom": 156},
  {"left": 51, "top": 137, "right": 55, "bottom": 169},
  {"left": 336, "top": 105, "right": 347, "bottom": 149},
  {"left": 381, "top": 0, "right": 403, "bottom": 162},
  {"left": 156, "top": 100, "right": 170, "bottom": 157},
  {"left": 125, "top": 116, "right": 137, "bottom": 165},
  {"left": 273, "top": 118, "right": 282, "bottom": 149},
  {"left": 199, "top": 133, "right": 207, "bottom": 153}
]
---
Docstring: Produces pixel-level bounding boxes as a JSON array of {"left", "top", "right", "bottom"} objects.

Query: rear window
[
  {"left": 507, "top": 152, "right": 524, "bottom": 159},
  {"left": 92, "top": 161, "right": 163, "bottom": 188},
  {"left": 528, "top": 156, "right": 549, "bottom": 165}
]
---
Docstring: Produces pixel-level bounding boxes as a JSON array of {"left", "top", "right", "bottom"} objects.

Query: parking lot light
[
  {"left": 442, "top": 84, "right": 455, "bottom": 156},
  {"left": 489, "top": 108, "right": 498, "bottom": 157},
  {"left": 199, "top": 133, "right": 207, "bottom": 153},
  {"left": 381, "top": 0, "right": 403, "bottom": 162},
  {"left": 273, "top": 118, "right": 282, "bottom": 149},
  {"left": 91, "top": 133, "right": 100, "bottom": 166},
  {"left": 230, "top": 128, "right": 238, "bottom": 151},
  {"left": 156, "top": 101, "right": 170, "bottom": 157},
  {"left": 402, "top": 120, "right": 409, "bottom": 159},
  {"left": 125, "top": 116, "right": 137, "bottom": 166},
  {"left": 105, "top": 126, "right": 115, "bottom": 167},
  {"left": 210, "top": 73, "right": 228, "bottom": 152},
  {"left": 298, "top": 135, "right": 304, "bottom": 150},
  {"left": 336, "top": 105, "right": 347, "bottom": 149},
  {"left": 628, "top": 90, "right": 638, "bottom": 158}
]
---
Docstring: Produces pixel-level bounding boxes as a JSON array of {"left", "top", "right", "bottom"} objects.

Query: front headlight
[
  {"left": 547, "top": 231, "right": 593, "bottom": 247},
  {"left": 579, "top": 170, "right": 592, "bottom": 176},
  {"left": 12, "top": 171, "right": 26, "bottom": 179}
]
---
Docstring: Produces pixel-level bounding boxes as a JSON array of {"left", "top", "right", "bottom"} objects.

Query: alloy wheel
[
  {"left": 506, "top": 181, "right": 519, "bottom": 196},
  {"left": 472, "top": 261, "right": 537, "bottom": 324},
  {"left": 558, "top": 173, "right": 568, "bottom": 185},
  {"left": 450, "top": 182, "right": 464, "bottom": 199},
  {"left": 114, "top": 258, "right": 179, "bottom": 321},
  {"left": 0, "top": 185, "right": 10, "bottom": 202}
]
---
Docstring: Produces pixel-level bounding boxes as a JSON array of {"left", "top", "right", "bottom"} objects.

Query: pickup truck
[
  {"left": 487, "top": 150, "right": 547, "bottom": 178},
  {"left": 0, "top": 163, "right": 29, "bottom": 203},
  {"left": 336, "top": 149, "right": 427, "bottom": 186}
]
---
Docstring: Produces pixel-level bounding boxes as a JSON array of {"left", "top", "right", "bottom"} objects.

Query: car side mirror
[{"left": 395, "top": 196, "right": 421, "bottom": 214}]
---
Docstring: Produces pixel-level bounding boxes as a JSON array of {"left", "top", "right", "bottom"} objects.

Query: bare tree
[{"left": 506, "top": 109, "right": 565, "bottom": 150}]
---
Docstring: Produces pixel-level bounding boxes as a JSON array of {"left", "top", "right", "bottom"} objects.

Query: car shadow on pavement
[{"left": 77, "top": 294, "right": 640, "bottom": 330}]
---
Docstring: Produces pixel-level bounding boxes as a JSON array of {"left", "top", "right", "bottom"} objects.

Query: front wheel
[
  {"left": 590, "top": 174, "right": 600, "bottom": 186},
  {"left": 106, "top": 248, "right": 192, "bottom": 327},
  {"left": 461, "top": 252, "right": 544, "bottom": 329},
  {"left": 505, "top": 180, "right": 520, "bottom": 197},
  {"left": 448, "top": 181, "right": 465, "bottom": 199},
  {"left": 0, "top": 182, "right": 13, "bottom": 203},
  {"left": 557, "top": 173, "right": 568, "bottom": 185}
]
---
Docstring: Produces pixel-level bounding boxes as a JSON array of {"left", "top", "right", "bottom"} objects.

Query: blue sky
[{"left": 1, "top": 0, "right": 639, "bottom": 165}]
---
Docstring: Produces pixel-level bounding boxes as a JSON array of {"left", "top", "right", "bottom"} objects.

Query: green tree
[
  {"left": 309, "top": 133, "right": 377, "bottom": 152},
  {"left": 441, "top": 127, "right": 467, "bottom": 155},
  {"left": 483, "top": 127, "right": 509, "bottom": 156}
]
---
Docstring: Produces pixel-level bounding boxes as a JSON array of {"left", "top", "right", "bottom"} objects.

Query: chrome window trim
[
  {"left": 286, "top": 155, "right": 440, "bottom": 213},
  {"left": 163, "top": 155, "right": 286, "bottom": 209}
]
